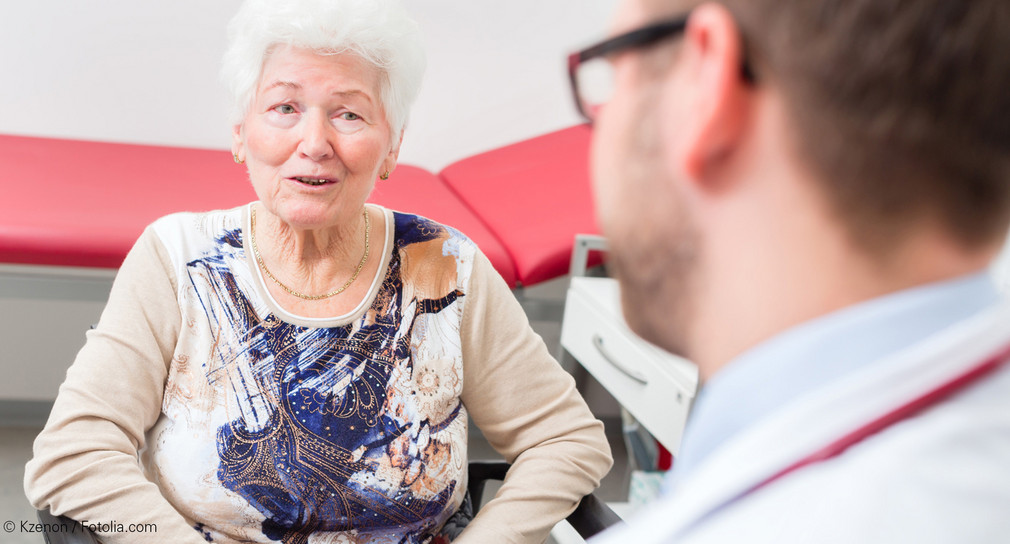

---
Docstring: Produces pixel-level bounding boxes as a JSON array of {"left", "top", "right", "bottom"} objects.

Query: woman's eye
[
  {"left": 274, "top": 104, "right": 296, "bottom": 114},
  {"left": 339, "top": 112, "right": 361, "bottom": 121}
]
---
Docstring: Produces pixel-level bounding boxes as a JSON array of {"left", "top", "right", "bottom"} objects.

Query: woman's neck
[{"left": 251, "top": 203, "right": 375, "bottom": 302}]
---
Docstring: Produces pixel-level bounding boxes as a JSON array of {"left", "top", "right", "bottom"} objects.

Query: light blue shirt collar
[{"left": 666, "top": 271, "right": 1001, "bottom": 491}]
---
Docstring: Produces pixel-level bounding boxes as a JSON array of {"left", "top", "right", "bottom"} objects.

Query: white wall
[{"left": 0, "top": 0, "right": 618, "bottom": 171}]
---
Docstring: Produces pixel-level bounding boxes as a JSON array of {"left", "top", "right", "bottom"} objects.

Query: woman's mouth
[{"left": 292, "top": 177, "right": 334, "bottom": 186}]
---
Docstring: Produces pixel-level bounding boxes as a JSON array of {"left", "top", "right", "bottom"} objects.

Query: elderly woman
[{"left": 24, "top": 0, "right": 611, "bottom": 542}]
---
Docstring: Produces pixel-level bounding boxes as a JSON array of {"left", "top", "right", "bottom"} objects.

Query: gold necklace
[{"left": 250, "top": 206, "right": 370, "bottom": 300}]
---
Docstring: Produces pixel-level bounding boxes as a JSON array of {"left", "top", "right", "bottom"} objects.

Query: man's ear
[
  {"left": 231, "top": 123, "right": 245, "bottom": 163},
  {"left": 675, "top": 3, "right": 752, "bottom": 187}
]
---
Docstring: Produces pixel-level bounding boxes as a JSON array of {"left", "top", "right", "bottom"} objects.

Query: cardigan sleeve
[
  {"left": 24, "top": 227, "right": 210, "bottom": 544},
  {"left": 455, "top": 250, "right": 614, "bottom": 543}
]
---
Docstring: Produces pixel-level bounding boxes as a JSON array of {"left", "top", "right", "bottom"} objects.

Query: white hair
[{"left": 221, "top": 0, "right": 426, "bottom": 141}]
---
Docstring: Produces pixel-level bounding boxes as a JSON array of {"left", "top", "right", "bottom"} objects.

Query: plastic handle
[{"left": 592, "top": 334, "right": 649, "bottom": 385}]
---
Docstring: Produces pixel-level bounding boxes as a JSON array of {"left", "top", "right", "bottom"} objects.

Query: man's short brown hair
[{"left": 687, "top": 1, "right": 1010, "bottom": 251}]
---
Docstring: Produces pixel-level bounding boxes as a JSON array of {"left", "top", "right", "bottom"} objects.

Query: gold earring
[
  {"left": 233, "top": 153, "right": 244, "bottom": 164},
  {"left": 380, "top": 170, "right": 390, "bottom": 181}
]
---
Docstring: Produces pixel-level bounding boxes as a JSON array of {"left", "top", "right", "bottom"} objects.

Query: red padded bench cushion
[
  {"left": 368, "top": 166, "right": 516, "bottom": 286},
  {"left": 439, "top": 125, "right": 600, "bottom": 287},
  {"left": 1, "top": 134, "right": 255, "bottom": 269},
  {"left": 1, "top": 135, "right": 516, "bottom": 285}
]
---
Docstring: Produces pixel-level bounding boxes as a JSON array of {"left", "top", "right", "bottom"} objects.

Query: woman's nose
[{"left": 297, "top": 112, "right": 336, "bottom": 161}]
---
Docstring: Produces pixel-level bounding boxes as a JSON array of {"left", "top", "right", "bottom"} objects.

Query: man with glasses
[{"left": 573, "top": 1, "right": 1010, "bottom": 542}]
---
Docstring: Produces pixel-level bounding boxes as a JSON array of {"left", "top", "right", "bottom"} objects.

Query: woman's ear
[
  {"left": 231, "top": 124, "right": 245, "bottom": 163},
  {"left": 382, "top": 132, "right": 405, "bottom": 177}
]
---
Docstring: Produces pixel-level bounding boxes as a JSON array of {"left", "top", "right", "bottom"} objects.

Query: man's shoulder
[{"left": 703, "top": 363, "right": 1010, "bottom": 542}]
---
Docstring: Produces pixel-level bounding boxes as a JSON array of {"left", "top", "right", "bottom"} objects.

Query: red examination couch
[{"left": 1, "top": 126, "right": 597, "bottom": 289}]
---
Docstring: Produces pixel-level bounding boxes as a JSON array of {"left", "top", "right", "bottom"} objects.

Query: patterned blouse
[
  {"left": 25, "top": 204, "right": 611, "bottom": 544},
  {"left": 149, "top": 206, "right": 475, "bottom": 543}
]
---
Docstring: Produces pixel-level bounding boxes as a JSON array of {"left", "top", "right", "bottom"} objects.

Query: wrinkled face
[
  {"left": 233, "top": 45, "right": 397, "bottom": 231},
  {"left": 591, "top": 0, "right": 699, "bottom": 356}
]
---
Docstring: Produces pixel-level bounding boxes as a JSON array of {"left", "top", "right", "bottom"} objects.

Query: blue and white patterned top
[{"left": 147, "top": 205, "right": 475, "bottom": 543}]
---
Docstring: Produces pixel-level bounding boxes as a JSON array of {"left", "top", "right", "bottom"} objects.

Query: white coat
[{"left": 591, "top": 302, "right": 1010, "bottom": 544}]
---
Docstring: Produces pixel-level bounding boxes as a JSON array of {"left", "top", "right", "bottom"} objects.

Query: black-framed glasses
[
  {"left": 568, "top": 16, "right": 689, "bottom": 123},
  {"left": 568, "top": 15, "right": 754, "bottom": 124}
]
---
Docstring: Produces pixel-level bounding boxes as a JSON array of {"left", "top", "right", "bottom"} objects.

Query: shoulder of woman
[{"left": 147, "top": 206, "right": 247, "bottom": 267}]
